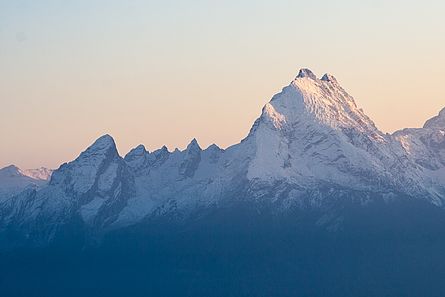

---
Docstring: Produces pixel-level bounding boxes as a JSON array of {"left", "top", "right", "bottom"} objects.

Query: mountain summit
[
  {"left": 424, "top": 107, "right": 445, "bottom": 129},
  {"left": 0, "top": 165, "right": 51, "bottom": 202},
  {"left": 1, "top": 69, "right": 445, "bottom": 246},
  {"left": 247, "top": 69, "right": 424, "bottom": 196}
]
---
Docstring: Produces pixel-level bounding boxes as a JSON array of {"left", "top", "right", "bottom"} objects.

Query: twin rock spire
[{"left": 297, "top": 68, "right": 338, "bottom": 83}]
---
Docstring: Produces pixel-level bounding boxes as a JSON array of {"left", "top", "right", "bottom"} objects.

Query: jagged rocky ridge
[{"left": 1, "top": 68, "right": 445, "bottom": 245}]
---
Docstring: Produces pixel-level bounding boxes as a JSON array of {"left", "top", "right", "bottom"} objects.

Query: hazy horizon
[{"left": 1, "top": 1, "right": 444, "bottom": 169}]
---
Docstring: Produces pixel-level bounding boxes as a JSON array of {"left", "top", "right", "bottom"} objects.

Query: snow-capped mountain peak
[
  {"left": 179, "top": 139, "right": 202, "bottom": 179},
  {"left": 0, "top": 165, "right": 22, "bottom": 177},
  {"left": 424, "top": 107, "right": 445, "bottom": 129},
  {"left": 263, "top": 69, "right": 382, "bottom": 137},
  {"left": 246, "top": 69, "right": 424, "bottom": 194},
  {"left": 83, "top": 134, "right": 117, "bottom": 155},
  {"left": 296, "top": 68, "right": 317, "bottom": 80},
  {"left": 72, "top": 134, "right": 119, "bottom": 169},
  {"left": 0, "top": 165, "right": 51, "bottom": 201},
  {"left": 321, "top": 73, "right": 338, "bottom": 84},
  {"left": 393, "top": 107, "right": 445, "bottom": 176},
  {"left": 22, "top": 167, "right": 53, "bottom": 181},
  {"left": 186, "top": 138, "right": 201, "bottom": 151},
  {"left": 125, "top": 144, "right": 147, "bottom": 161},
  {"left": 49, "top": 134, "right": 121, "bottom": 194},
  {"left": 206, "top": 143, "right": 222, "bottom": 152},
  {"left": 0, "top": 165, "right": 52, "bottom": 181}
]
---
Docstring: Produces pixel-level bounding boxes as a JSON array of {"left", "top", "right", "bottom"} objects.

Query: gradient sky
[{"left": 1, "top": 0, "right": 444, "bottom": 169}]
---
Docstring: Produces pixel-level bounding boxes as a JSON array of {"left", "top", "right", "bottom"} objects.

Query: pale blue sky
[{"left": 1, "top": 0, "right": 444, "bottom": 168}]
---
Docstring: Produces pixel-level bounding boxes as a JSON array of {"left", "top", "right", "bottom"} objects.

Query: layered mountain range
[{"left": 1, "top": 69, "right": 445, "bottom": 247}]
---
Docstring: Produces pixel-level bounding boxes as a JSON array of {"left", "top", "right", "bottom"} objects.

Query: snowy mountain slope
[
  {"left": 22, "top": 167, "right": 53, "bottom": 181},
  {"left": 245, "top": 69, "right": 429, "bottom": 197},
  {"left": 1, "top": 69, "right": 445, "bottom": 245},
  {"left": 117, "top": 139, "right": 232, "bottom": 226},
  {"left": 0, "top": 165, "right": 51, "bottom": 202},
  {"left": 393, "top": 107, "right": 445, "bottom": 189},
  {"left": 0, "top": 135, "right": 135, "bottom": 242}
]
